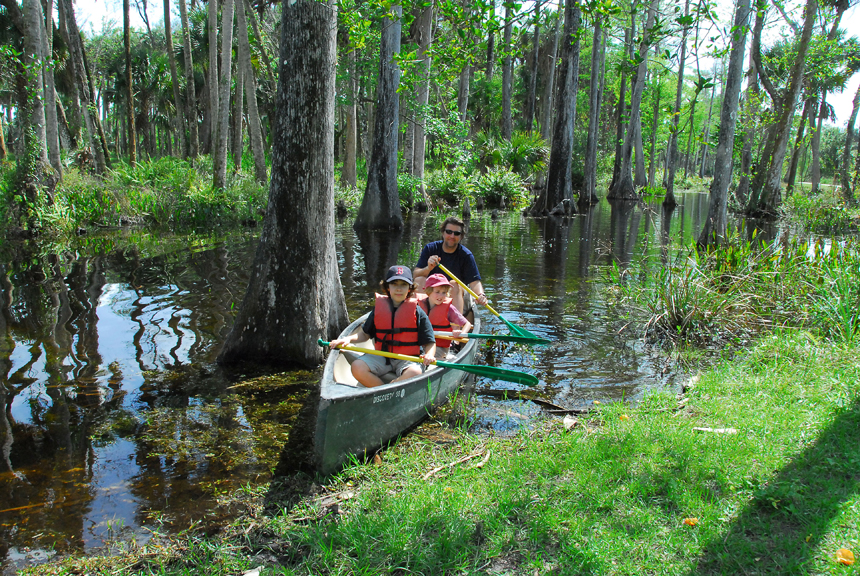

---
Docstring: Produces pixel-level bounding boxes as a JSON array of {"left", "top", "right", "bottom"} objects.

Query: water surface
[{"left": 0, "top": 194, "right": 715, "bottom": 571}]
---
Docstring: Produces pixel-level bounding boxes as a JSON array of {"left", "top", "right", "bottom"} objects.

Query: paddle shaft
[
  {"left": 436, "top": 263, "right": 539, "bottom": 339},
  {"left": 318, "top": 340, "right": 538, "bottom": 386},
  {"left": 436, "top": 263, "right": 502, "bottom": 318},
  {"left": 434, "top": 332, "right": 551, "bottom": 345}
]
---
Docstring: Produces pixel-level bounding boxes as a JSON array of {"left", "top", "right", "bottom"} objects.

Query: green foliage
[
  {"left": 641, "top": 185, "right": 667, "bottom": 198},
  {"left": 471, "top": 166, "right": 529, "bottom": 209},
  {"left": 397, "top": 172, "right": 423, "bottom": 209},
  {"left": 425, "top": 167, "right": 473, "bottom": 206},
  {"left": 474, "top": 131, "right": 548, "bottom": 180},
  {"left": 425, "top": 110, "right": 473, "bottom": 171},
  {"left": 783, "top": 188, "right": 857, "bottom": 234}
]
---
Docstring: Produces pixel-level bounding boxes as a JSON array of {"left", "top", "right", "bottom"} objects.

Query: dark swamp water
[{"left": 0, "top": 192, "right": 725, "bottom": 571}]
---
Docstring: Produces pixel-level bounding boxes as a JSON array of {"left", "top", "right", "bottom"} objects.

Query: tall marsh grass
[{"left": 626, "top": 231, "right": 860, "bottom": 347}]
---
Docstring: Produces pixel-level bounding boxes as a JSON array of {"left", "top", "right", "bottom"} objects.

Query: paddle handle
[
  {"left": 318, "top": 339, "right": 436, "bottom": 365},
  {"left": 436, "top": 263, "right": 501, "bottom": 318},
  {"left": 433, "top": 332, "right": 469, "bottom": 342}
]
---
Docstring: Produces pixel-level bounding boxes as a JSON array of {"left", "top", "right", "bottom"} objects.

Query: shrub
[
  {"left": 425, "top": 168, "right": 473, "bottom": 207},
  {"left": 471, "top": 167, "right": 529, "bottom": 209}
]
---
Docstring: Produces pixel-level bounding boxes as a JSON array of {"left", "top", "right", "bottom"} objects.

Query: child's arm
[
  {"left": 329, "top": 326, "right": 370, "bottom": 348},
  {"left": 421, "top": 342, "right": 437, "bottom": 366}
]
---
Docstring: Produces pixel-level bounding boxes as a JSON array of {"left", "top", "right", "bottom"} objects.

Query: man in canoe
[
  {"left": 328, "top": 265, "right": 436, "bottom": 388},
  {"left": 413, "top": 216, "right": 489, "bottom": 313}
]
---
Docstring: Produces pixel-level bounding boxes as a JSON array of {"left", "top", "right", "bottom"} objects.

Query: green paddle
[
  {"left": 436, "top": 263, "right": 540, "bottom": 339},
  {"left": 318, "top": 339, "right": 538, "bottom": 386},
  {"left": 433, "top": 332, "right": 551, "bottom": 345}
]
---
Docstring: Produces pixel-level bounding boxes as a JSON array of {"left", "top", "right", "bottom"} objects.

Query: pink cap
[{"left": 425, "top": 273, "right": 452, "bottom": 288}]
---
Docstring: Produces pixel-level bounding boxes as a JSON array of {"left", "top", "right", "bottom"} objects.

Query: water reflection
[{"left": 1, "top": 195, "right": 722, "bottom": 571}]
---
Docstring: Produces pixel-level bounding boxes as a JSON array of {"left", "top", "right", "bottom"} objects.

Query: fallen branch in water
[{"left": 477, "top": 388, "right": 587, "bottom": 413}]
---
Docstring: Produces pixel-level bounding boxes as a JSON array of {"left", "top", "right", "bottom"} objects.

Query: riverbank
[{"left": 21, "top": 329, "right": 859, "bottom": 575}]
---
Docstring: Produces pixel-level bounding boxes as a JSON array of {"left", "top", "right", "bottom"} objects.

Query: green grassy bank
[{"left": 24, "top": 329, "right": 859, "bottom": 575}]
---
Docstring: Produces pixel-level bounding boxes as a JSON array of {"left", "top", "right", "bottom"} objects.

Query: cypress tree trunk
[
  {"left": 501, "top": 5, "right": 513, "bottom": 140},
  {"left": 412, "top": 1, "right": 433, "bottom": 204},
  {"left": 583, "top": 17, "right": 604, "bottom": 204},
  {"left": 664, "top": 0, "right": 689, "bottom": 207},
  {"left": 341, "top": 46, "right": 358, "bottom": 188},
  {"left": 697, "top": 0, "right": 750, "bottom": 247},
  {"left": 236, "top": 0, "right": 267, "bottom": 185},
  {"left": 354, "top": 6, "right": 403, "bottom": 230},
  {"left": 840, "top": 81, "right": 860, "bottom": 204},
  {"left": 218, "top": 0, "right": 348, "bottom": 368},
  {"left": 734, "top": 0, "right": 763, "bottom": 207},
  {"left": 213, "top": 0, "right": 235, "bottom": 189},
  {"left": 539, "top": 11, "right": 561, "bottom": 143},
  {"left": 124, "top": 0, "right": 137, "bottom": 166},
  {"left": 164, "top": 0, "right": 186, "bottom": 159},
  {"left": 785, "top": 97, "right": 814, "bottom": 195},
  {"left": 532, "top": 0, "right": 581, "bottom": 214},
  {"left": 647, "top": 77, "right": 661, "bottom": 187},
  {"left": 41, "top": 0, "right": 62, "bottom": 177},
  {"left": 208, "top": 0, "right": 219, "bottom": 155},
  {"left": 810, "top": 93, "right": 827, "bottom": 194},
  {"left": 179, "top": 0, "right": 199, "bottom": 158},
  {"left": 525, "top": 0, "right": 540, "bottom": 133},
  {"left": 608, "top": 0, "right": 659, "bottom": 200},
  {"left": 610, "top": 26, "right": 630, "bottom": 191},
  {"left": 23, "top": 0, "right": 49, "bottom": 168},
  {"left": 230, "top": 60, "right": 244, "bottom": 171}
]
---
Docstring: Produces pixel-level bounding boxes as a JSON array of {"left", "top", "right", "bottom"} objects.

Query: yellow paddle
[
  {"left": 436, "top": 263, "right": 540, "bottom": 339},
  {"left": 318, "top": 340, "right": 538, "bottom": 386}
]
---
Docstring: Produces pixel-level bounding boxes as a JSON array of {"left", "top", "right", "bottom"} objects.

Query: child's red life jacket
[
  {"left": 373, "top": 293, "right": 421, "bottom": 355},
  {"left": 418, "top": 293, "right": 454, "bottom": 349}
]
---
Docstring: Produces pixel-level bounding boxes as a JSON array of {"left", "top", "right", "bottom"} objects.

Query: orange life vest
[
  {"left": 418, "top": 293, "right": 454, "bottom": 349},
  {"left": 373, "top": 294, "right": 421, "bottom": 355}
]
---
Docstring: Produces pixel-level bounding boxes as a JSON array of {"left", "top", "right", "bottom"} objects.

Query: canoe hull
[{"left": 314, "top": 312, "right": 480, "bottom": 475}]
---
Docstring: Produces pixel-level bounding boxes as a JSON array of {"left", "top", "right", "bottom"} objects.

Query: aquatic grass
[
  {"left": 625, "top": 232, "right": 860, "bottom": 348},
  {"left": 784, "top": 188, "right": 859, "bottom": 234}
]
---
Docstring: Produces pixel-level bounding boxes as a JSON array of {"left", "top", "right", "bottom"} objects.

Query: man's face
[{"left": 442, "top": 224, "right": 463, "bottom": 249}]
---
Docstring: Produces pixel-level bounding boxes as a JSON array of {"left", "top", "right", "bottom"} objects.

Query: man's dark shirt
[{"left": 416, "top": 241, "right": 481, "bottom": 285}]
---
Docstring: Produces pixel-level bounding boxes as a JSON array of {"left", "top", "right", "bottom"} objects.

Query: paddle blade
[
  {"left": 436, "top": 360, "right": 538, "bottom": 386},
  {"left": 500, "top": 316, "right": 540, "bottom": 339}
]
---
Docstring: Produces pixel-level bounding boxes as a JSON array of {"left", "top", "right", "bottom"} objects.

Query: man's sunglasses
[{"left": 444, "top": 229, "right": 462, "bottom": 237}]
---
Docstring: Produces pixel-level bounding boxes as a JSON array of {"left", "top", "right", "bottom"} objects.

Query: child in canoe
[
  {"left": 328, "top": 265, "right": 436, "bottom": 388},
  {"left": 418, "top": 273, "right": 473, "bottom": 360}
]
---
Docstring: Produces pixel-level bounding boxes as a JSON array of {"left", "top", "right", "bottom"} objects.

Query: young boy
[
  {"left": 329, "top": 265, "right": 436, "bottom": 387},
  {"left": 417, "top": 273, "right": 473, "bottom": 360}
]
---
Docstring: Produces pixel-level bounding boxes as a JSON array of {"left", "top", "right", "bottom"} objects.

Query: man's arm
[{"left": 413, "top": 245, "right": 437, "bottom": 279}]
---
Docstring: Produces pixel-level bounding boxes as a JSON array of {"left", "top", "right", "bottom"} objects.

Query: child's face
[
  {"left": 388, "top": 280, "right": 412, "bottom": 304},
  {"left": 427, "top": 286, "right": 449, "bottom": 306}
]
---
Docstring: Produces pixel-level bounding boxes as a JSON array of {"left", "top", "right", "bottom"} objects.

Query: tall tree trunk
[
  {"left": 648, "top": 76, "right": 661, "bottom": 187},
  {"left": 164, "top": 0, "right": 186, "bottom": 158},
  {"left": 341, "top": 46, "right": 358, "bottom": 188},
  {"left": 501, "top": 5, "right": 513, "bottom": 140},
  {"left": 539, "top": 11, "right": 562, "bottom": 143},
  {"left": 583, "top": 17, "right": 603, "bottom": 203},
  {"left": 664, "top": 0, "right": 690, "bottom": 207},
  {"left": 485, "top": 0, "right": 495, "bottom": 81},
  {"left": 178, "top": 0, "right": 199, "bottom": 159},
  {"left": 810, "top": 93, "right": 827, "bottom": 194},
  {"left": 532, "top": 0, "right": 581, "bottom": 214},
  {"left": 41, "top": 0, "right": 62, "bottom": 176},
  {"left": 236, "top": 0, "right": 267, "bottom": 185},
  {"left": 785, "top": 96, "right": 814, "bottom": 195},
  {"left": 218, "top": 0, "right": 348, "bottom": 368},
  {"left": 633, "top": 105, "right": 647, "bottom": 187},
  {"left": 58, "top": 0, "right": 107, "bottom": 173},
  {"left": 746, "top": 0, "right": 817, "bottom": 218},
  {"left": 230, "top": 60, "right": 244, "bottom": 171},
  {"left": 412, "top": 1, "right": 433, "bottom": 204},
  {"left": 697, "top": 0, "right": 750, "bottom": 247},
  {"left": 609, "top": 0, "right": 659, "bottom": 200},
  {"left": 354, "top": 6, "right": 403, "bottom": 230},
  {"left": 840, "top": 81, "right": 860, "bottom": 204},
  {"left": 698, "top": 64, "right": 718, "bottom": 177},
  {"left": 734, "top": 0, "right": 763, "bottom": 207},
  {"left": 525, "top": 0, "right": 540, "bottom": 133},
  {"left": 213, "top": 0, "right": 235, "bottom": 189},
  {"left": 0, "top": 115, "right": 6, "bottom": 160},
  {"left": 610, "top": 26, "right": 630, "bottom": 191},
  {"left": 124, "top": 0, "right": 137, "bottom": 166},
  {"left": 208, "top": 0, "right": 219, "bottom": 155},
  {"left": 23, "top": 0, "right": 49, "bottom": 167}
]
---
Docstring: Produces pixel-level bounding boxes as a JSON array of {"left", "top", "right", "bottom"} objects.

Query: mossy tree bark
[
  {"left": 218, "top": 0, "right": 347, "bottom": 368},
  {"left": 355, "top": 6, "right": 403, "bottom": 230}
]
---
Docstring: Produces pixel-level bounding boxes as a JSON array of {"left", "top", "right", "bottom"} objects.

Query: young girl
[
  {"left": 329, "top": 265, "right": 436, "bottom": 388},
  {"left": 418, "top": 273, "right": 473, "bottom": 360}
]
